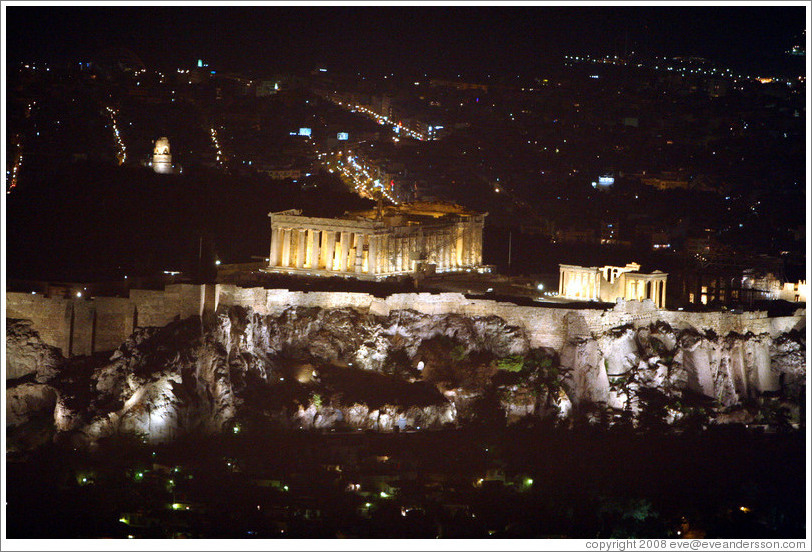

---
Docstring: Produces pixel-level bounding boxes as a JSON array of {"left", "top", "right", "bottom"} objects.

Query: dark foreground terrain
[{"left": 5, "top": 424, "right": 806, "bottom": 539}]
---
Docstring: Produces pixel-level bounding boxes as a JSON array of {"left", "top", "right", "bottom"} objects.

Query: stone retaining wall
[{"left": 7, "top": 284, "right": 806, "bottom": 359}]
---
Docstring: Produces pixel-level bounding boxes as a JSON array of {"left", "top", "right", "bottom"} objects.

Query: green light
[
  {"left": 380, "top": 491, "right": 389, "bottom": 498},
  {"left": 283, "top": 485, "right": 289, "bottom": 492},
  {"left": 233, "top": 425, "right": 240, "bottom": 434},
  {"left": 134, "top": 471, "right": 144, "bottom": 480}
]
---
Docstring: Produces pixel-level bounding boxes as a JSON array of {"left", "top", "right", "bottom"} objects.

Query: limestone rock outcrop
[
  {"left": 6, "top": 382, "right": 59, "bottom": 453},
  {"left": 6, "top": 319, "right": 64, "bottom": 382},
  {"left": 4, "top": 301, "right": 806, "bottom": 451}
]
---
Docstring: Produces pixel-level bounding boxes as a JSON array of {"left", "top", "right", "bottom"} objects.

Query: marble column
[
  {"left": 474, "top": 225, "right": 483, "bottom": 265},
  {"left": 368, "top": 235, "right": 377, "bottom": 274},
  {"left": 296, "top": 229, "right": 306, "bottom": 269},
  {"left": 324, "top": 231, "right": 336, "bottom": 271},
  {"left": 468, "top": 223, "right": 476, "bottom": 266},
  {"left": 596, "top": 272, "right": 601, "bottom": 299},
  {"left": 354, "top": 233, "right": 364, "bottom": 273},
  {"left": 310, "top": 230, "right": 321, "bottom": 269},
  {"left": 269, "top": 226, "right": 280, "bottom": 267},
  {"left": 402, "top": 237, "right": 409, "bottom": 272},
  {"left": 281, "top": 229, "right": 291, "bottom": 267},
  {"left": 460, "top": 223, "right": 469, "bottom": 266},
  {"left": 381, "top": 235, "right": 388, "bottom": 274},
  {"left": 661, "top": 280, "right": 667, "bottom": 309},
  {"left": 385, "top": 235, "right": 392, "bottom": 274},
  {"left": 339, "top": 232, "right": 350, "bottom": 272}
]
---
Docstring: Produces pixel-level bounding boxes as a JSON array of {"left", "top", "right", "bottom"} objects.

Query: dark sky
[{"left": 6, "top": 5, "right": 807, "bottom": 77}]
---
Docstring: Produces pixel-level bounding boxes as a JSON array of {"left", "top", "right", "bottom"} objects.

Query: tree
[{"left": 496, "top": 355, "right": 524, "bottom": 373}]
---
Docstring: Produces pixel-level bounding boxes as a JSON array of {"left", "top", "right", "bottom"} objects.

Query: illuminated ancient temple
[
  {"left": 264, "top": 202, "right": 487, "bottom": 279},
  {"left": 559, "top": 262, "right": 668, "bottom": 308},
  {"left": 152, "top": 137, "right": 173, "bottom": 174}
]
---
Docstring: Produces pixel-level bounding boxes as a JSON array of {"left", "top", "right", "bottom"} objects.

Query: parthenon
[
  {"left": 559, "top": 262, "right": 668, "bottom": 308},
  {"left": 264, "top": 202, "right": 487, "bottom": 279}
]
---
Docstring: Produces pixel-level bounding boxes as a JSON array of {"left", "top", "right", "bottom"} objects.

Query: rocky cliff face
[
  {"left": 5, "top": 304, "right": 806, "bottom": 451},
  {"left": 6, "top": 320, "right": 65, "bottom": 454},
  {"left": 6, "top": 319, "right": 63, "bottom": 382}
]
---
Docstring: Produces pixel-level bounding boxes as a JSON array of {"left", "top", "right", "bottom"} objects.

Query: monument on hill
[
  {"left": 264, "top": 202, "right": 488, "bottom": 280},
  {"left": 152, "top": 136, "right": 173, "bottom": 174}
]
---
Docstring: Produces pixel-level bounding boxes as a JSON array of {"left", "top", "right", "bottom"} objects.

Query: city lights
[
  {"left": 210, "top": 127, "right": 224, "bottom": 166},
  {"left": 7, "top": 134, "right": 24, "bottom": 194},
  {"left": 104, "top": 107, "right": 127, "bottom": 165}
]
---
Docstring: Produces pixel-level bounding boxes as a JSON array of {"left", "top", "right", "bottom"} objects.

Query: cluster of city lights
[
  {"left": 7, "top": 134, "right": 24, "bottom": 194},
  {"left": 104, "top": 107, "right": 127, "bottom": 165},
  {"left": 7, "top": 101, "right": 42, "bottom": 194},
  {"left": 564, "top": 54, "right": 796, "bottom": 86},
  {"left": 210, "top": 127, "right": 224, "bottom": 165},
  {"left": 20, "top": 62, "right": 50, "bottom": 72},
  {"left": 356, "top": 105, "right": 425, "bottom": 140},
  {"left": 317, "top": 150, "right": 399, "bottom": 205},
  {"left": 177, "top": 68, "right": 194, "bottom": 85},
  {"left": 332, "top": 98, "right": 426, "bottom": 141}
]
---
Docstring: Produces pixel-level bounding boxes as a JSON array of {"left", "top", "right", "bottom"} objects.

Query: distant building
[
  {"left": 264, "top": 203, "right": 487, "bottom": 280},
  {"left": 682, "top": 265, "right": 796, "bottom": 306},
  {"left": 257, "top": 166, "right": 302, "bottom": 180},
  {"left": 593, "top": 174, "right": 615, "bottom": 192},
  {"left": 255, "top": 80, "right": 279, "bottom": 97},
  {"left": 559, "top": 262, "right": 668, "bottom": 308},
  {"left": 554, "top": 227, "right": 598, "bottom": 244},
  {"left": 778, "top": 280, "right": 808, "bottom": 303},
  {"left": 152, "top": 137, "right": 173, "bottom": 174}
]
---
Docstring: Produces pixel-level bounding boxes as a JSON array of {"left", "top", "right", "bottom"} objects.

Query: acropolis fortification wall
[{"left": 6, "top": 284, "right": 805, "bottom": 360}]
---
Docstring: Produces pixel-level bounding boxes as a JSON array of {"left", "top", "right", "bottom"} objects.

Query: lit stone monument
[
  {"left": 264, "top": 202, "right": 487, "bottom": 280},
  {"left": 152, "top": 137, "right": 173, "bottom": 174},
  {"left": 559, "top": 262, "right": 668, "bottom": 308}
]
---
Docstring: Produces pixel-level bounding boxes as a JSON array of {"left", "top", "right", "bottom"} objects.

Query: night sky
[{"left": 6, "top": 5, "right": 807, "bottom": 77}]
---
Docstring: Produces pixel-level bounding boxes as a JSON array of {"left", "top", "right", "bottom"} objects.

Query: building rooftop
[{"left": 347, "top": 201, "right": 485, "bottom": 222}]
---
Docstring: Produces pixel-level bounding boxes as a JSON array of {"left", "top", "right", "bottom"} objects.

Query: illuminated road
[
  {"left": 7, "top": 101, "right": 37, "bottom": 194},
  {"left": 7, "top": 134, "right": 24, "bottom": 194},
  {"left": 104, "top": 107, "right": 128, "bottom": 165},
  {"left": 210, "top": 127, "right": 225, "bottom": 167},
  {"left": 564, "top": 54, "right": 801, "bottom": 86},
  {"left": 328, "top": 98, "right": 425, "bottom": 141},
  {"left": 316, "top": 149, "right": 399, "bottom": 205}
]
